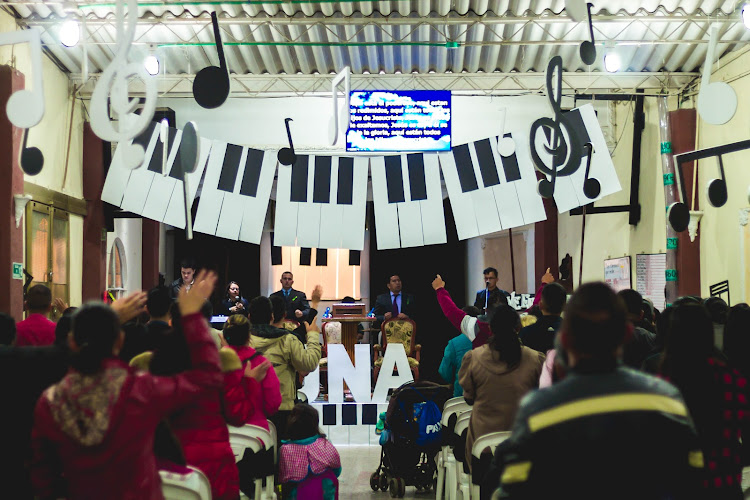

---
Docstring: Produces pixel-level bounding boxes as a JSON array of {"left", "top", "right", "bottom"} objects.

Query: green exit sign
[{"left": 12, "top": 263, "right": 23, "bottom": 280}]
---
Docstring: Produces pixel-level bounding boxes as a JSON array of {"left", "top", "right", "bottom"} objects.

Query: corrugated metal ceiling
[{"left": 7, "top": 1, "right": 750, "bottom": 92}]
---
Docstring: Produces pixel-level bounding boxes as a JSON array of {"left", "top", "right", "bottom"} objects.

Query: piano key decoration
[
  {"left": 102, "top": 122, "right": 212, "bottom": 230},
  {"left": 439, "top": 129, "right": 546, "bottom": 240},
  {"left": 274, "top": 155, "right": 369, "bottom": 250},
  {"left": 370, "top": 153, "right": 447, "bottom": 249},
  {"left": 192, "top": 141, "right": 276, "bottom": 245},
  {"left": 547, "top": 104, "right": 621, "bottom": 213}
]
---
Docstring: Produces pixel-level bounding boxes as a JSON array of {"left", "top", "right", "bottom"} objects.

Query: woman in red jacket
[
  {"left": 31, "top": 271, "right": 222, "bottom": 500},
  {"left": 222, "top": 314, "right": 281, "bottom": 430}
]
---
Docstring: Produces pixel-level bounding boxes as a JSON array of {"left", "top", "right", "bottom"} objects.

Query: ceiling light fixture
[
  {"left": 59, "top": 20, "right": 80, "bottom": 47},
  {"left": 144, "top": 54, "right": 159, "bottom": 76},
  {"left": 603, "top": 42, "right": 621, "bottom": 73}
]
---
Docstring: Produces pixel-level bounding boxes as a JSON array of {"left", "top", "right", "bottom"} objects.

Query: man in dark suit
[
  {"left": 373, "top": 274, "right": 416, "bottom": 325},
  {"left": 474, "top": 266, "right": 511, "bottom": 314},
  {"left": 270, "top": 271, "right": 310, "bottom": 321},
  {"left": 169, "top": 257, "right": 196, "bottom": 301}
]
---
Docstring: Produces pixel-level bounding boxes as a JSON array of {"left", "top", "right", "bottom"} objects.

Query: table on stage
[{"left": 322, "top": 317, "right": 375, "bottom": 358}]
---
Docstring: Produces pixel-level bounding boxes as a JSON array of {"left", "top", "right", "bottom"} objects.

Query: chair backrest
[
  {"left": 160, "top": 466, "right": 212, "bottom": 500},
  {"left": 267, "top": 419, "right": 279, "bottom": 464},
  {"left": 381, "top": 318, "right": 417, "bottom": 356},
  {"left": 472, "top": 431, "right": 511, "bottom": 460},
  {"left": 444, "top": 396, "right": 466, "bottom": 410},
  {"left": 442, "top": 401, "right": 471, "bottom": 427},
  {"left": 322, "top": 321, "right": 342, "bottom": 348},
  {"left": 454, "top": 410, "right": 472, "bottom": 437},
  {"left": 227, "top": 424, "right": 274, "bottom": 462}
]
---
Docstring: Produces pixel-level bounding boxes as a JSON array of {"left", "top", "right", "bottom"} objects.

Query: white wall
[{"left": 106, "top": 218, "right": 142, "bottom": 294}]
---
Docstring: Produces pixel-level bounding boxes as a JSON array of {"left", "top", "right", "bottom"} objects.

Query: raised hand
[
  {"left": 245, "top": 359, "right": 272, "bottom": 382},
  {"left": 541, "top": 268, "right": 555, "bottom": 284},
  {"left": 111, "top": 291, "right": 147, "bottom": 323},
  {"left": 304, "top": 321, "right": 319, "bottom": 333},
  {"left": 311, "top": 285, "right": 323, "bottom": 306},
  {"left": 178, "top": 270, "right": 217, "bottom": 316},
  {"left": 432, "top": 274, "right": 446, "bottom": 291}
]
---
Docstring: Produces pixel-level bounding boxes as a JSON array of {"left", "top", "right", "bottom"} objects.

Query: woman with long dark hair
[
  {"left": 219, "top": 281, "right": 249, "bottom": 317},
  {"left": 31, "top": 272, "right": 222, "bottom": 500},
  {"left": 458, "top": 304, "right": 545, "bottom": 468},
  {"left": 659, "top": 302, "right": 749, "bottom": 499}
]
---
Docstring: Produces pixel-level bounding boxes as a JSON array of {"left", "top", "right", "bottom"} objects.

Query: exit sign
[{"left": 12, "top": 263, "right": 23, "bottom": 280}]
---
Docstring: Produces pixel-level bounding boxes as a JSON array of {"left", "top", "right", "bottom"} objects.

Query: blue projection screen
[{"left": 346, "top": 90, "right": 451, "bottom": 152}]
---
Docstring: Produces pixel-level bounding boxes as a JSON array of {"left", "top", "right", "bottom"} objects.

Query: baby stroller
[{"left": 370, "top": 380, "right": 452, "bottom": 498}]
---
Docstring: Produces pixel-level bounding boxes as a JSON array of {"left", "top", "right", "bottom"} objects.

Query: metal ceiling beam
[{"left": 69, "top": 71, "right": 699, "bottom": 97}]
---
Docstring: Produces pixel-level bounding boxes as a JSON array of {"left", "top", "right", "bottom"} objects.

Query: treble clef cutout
[
  {"left": 90, "top": 0, "right": 157, "bottom": 170},
  {"left": 278, "top": 118, "right": 297, "bottom": 166},
  {"left": 579, "top": 3, "right": 597, "bottom": 65},
  {"left": 192, "top": 12, "right": 230, "bottom": 109},
  {"left": 582, "top": 142, "right": 600, "bottom": 199},
  {"left": 530, "top": 56, "right": 582, "bottom": 199}
]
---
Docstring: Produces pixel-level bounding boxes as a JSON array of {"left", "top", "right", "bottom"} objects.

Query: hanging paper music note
[
  {"left": 329, "top": 66, "right": 351, "bottom": 146},
  {"left": 668, "top": 139, "right": 750, "bottom": 232},
  {"left": 0, "top": 28, "right": 46, "bottom": 174},
  {"left": 90, "top": 0, "right": 157, "bottom": 169},
  {"left": 179, "top": 121, "right": 201, "bottom": 240},
  {"left": 581, "top": 143, "right": 600, "bottom": 199},
  {"left": 530, "top": 56, "right": 582, "bottom": 199},
  {"left": 579, "top": 3, "right": 597, "bottom": 65},
  {"left": 192, "top": 12, "right": 230, "bottom": 109},
  {"left": 697, "top": 25, "right": 737, "bottom": 126},
  {"left": 159, "top": 118, "right": 169, "bottom": 176},
  {"left": 278, "top": 118, "right": 297, "bottom": 166}
]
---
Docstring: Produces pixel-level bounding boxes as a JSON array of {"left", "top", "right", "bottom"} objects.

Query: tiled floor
[{"left": 337, "top": 445, "right": 436, "bottom": 500}]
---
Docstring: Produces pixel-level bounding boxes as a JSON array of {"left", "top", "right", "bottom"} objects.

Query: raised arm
[{"left": 432, "top": 275, "right": 467, "bottom": 331}]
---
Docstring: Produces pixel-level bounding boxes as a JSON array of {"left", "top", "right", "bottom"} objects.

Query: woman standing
[
  {"left": 220, "top": 281, "right": 249, "bottom": 317},
  {"left": 458, "top": 304, "right": 545, "bottom": 467}
]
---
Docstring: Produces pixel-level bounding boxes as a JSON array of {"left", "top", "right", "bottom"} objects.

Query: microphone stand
[{"left": 485, "top": 281, "right": 490, "bottom": 313}]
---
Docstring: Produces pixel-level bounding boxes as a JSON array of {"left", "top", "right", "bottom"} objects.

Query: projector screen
[{"left": 346, "top": 90, "right": 451, "bottom": 152}]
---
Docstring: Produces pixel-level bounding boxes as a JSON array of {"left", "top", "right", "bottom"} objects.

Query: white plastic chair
[
  {"left": 227, "top": 424, "right": 276, "bottom": 500},
  {"left": 470, "top": 431, "right": 511, "bottom": 500},
  {"left": 437, "top": 402, "right": 473, "bottom": 500},
  {"left": 267, "top": 419, "right": 278, "bottom": 464},
  {"left": 454, "top": 411, "right": 473, "bottom": 500},
  {"left": 160, "top": 465, "right": 212, "bottom": 500}
]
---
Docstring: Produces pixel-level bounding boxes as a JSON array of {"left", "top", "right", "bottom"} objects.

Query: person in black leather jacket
[{"left": 486, "top": 282, "right": 705, "bottom": 500}]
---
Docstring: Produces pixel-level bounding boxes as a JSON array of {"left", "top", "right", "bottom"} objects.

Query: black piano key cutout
[
  {"left": 474, "top": 139, "right": 501, "bottom": 188},
  {"left": 453, "top": 137, "right": 525, "bottom": 194},
  {"left": 500, "top": 134, "right": 522, "bottom": 182},
  {"left": 452, "top": 144, "right": 478, "bottom": 193},
  {"left": 217, "top": 143, "right": 243, "bottom": 192},
  {"left": 290, "top": 155, "right": 310, "bottom": 203},
  {"left": 239, "top": 148, "right": 264, "bottom": 198},
  {"left": 313, "top": 156, "right": 332, "bottom": 203},
  {"left": 562, "top": 109, "right": 591, "bottom": 158},
  {"left": 407, "top": 154, "right": 427, "bottom": 201},
  {"left": 337, "top": 158, "right": 354, "bottom": 205},
  {"left": 384, "top": 156, "right": 405, "bottom": 204},
  {"left": 384, "top": 155, "right": 430, "bottom": 204}
]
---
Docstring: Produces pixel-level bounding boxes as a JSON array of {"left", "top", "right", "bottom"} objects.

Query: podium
[{"left": 321, "top": 303, "right": 374, "bottom": 358}]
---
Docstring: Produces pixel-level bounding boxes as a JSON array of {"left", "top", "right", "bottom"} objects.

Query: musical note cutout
[
  {"left": 20, "top": 129, "right": 43, "bottom": 176},
  {"left": 668, "top": 139, "right": 750, "bottom": 233},
  {"left": 582, "top": 143, "right": 600, "bottom": 199},
  {"left": 278, "top": 118, "right": 297, "bottom": 166},
  {"left": 90, "top": 0, "right": 157, "bottom": 170},
  {"left": 193, "top": 12, "right": 230, "bottom": 110},
  {"left": 329, "top": 66, "right": 351, "bottom": 146},
  {"left": 179, "top": 121, "right": 200, "bottom": 240},
  {"left": 697, "top": 25, "right": 737, "bottom": 126},
  {"left": 497, "top": 134, "right": 516, "bottom": 158},
  {"left": 565, "top": 0, "right": 588, "bottom": 22},
  {"left": 0, "top": 28, "right": 46, "bottom": 174},
  {"left": 579, "top": 3, "right": 597, "bottom": 65},
  {"left": 530, "top": 56, "right": 582, "bottom": 199}
]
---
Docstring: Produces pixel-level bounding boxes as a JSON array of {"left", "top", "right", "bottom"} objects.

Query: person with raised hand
[{"left": 31, "top": 271, "right": 223, "bottom": 500}]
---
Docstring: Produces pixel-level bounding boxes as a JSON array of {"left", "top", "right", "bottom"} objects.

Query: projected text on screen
[{"left": 346, "top": 90, "right": 451, "bottom": 152}]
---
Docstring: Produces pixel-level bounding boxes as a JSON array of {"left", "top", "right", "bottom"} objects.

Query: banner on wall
[{"left": 100, "top": 109, "right": 621, "bottom": 250}]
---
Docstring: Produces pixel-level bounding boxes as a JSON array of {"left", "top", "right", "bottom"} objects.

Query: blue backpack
[{"left": 413, "top": 400, "right": 442, "bottom": 446}]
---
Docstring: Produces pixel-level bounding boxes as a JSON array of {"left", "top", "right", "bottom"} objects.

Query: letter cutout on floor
[
  {"left": 372, "top": 343, "right": 414, "bottom": 404},
  {"left": 327, "top": 344, "right": 371, "bottom": 404}
]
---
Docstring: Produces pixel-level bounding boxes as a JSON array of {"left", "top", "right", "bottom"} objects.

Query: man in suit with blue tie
[
  {"left": 270, "top": 271, "right": 310, "bottom": 321},
  {"left": 373, "top": 274, "right": 416, "bottom": 326}
]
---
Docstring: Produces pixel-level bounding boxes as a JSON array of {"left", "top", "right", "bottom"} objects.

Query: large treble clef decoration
[
  {"left": 530, "top": 56, "right": 582, "bottom": 199},
  {"left": 90, "top": 0, "right": 157, "bottom": 169}
]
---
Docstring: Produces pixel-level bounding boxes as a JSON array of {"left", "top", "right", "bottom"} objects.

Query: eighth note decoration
[
  {"left": 530, "top": 56, "right": 582, "bottom": 199},
  {"left": 329, "top": 66, "right": 351, "bottom": 146},
  {"left": 0, "top": 28, "right": 46, "bottom": 175},
  {"left": 278, "top": 118, "right": 297, "bottom": 166},
  {"left": 192, "top": 12, "right": 230, "bottom": 110},
  {"left": 90, "top": 0, "right": 157, "bottom": 170},
  {"left": 668, "top": 139, "right": 750, "bottom": 233},
  {"left": 579, "top": 3, "right": 597, "bottom": 65}
]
